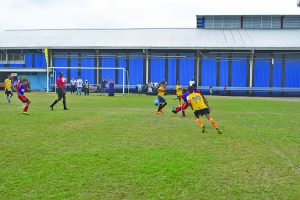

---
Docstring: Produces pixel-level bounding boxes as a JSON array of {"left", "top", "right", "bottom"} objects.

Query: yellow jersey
[
  {"left": 4, "top": 79, "right": 13, "bottom": 91},
  {"left": 158, "top": 85, "right": 165, "bottom": 97},
  {"left": 176, "top": 84, "right": 182, "bottom": 96},
  {"left": 187, "top": 92, "right": 207, "bottom": 111}
]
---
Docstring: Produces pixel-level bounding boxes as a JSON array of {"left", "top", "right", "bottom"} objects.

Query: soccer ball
[{"left": 154, "top": 100, "right": 159, "bottom": 106}]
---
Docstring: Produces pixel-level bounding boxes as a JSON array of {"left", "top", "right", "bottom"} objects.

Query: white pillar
[
  {"left": 122, "top": 68, "right": 125, "bottom": 95},
  {"left": 249, "top": 50, "right": 254, "bottom": 94},
  {"left": 145, "top": 50, "right": 149, "bottom": 84}
]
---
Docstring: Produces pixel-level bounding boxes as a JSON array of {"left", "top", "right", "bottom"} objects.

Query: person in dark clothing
[{"left": 50, "top": 72, "right": 68, "bottom": 110}]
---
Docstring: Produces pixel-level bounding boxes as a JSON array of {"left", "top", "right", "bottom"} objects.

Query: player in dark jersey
[
  {"left": 50, "top": 72, "right": 68, "bottom": 110},
  {"left": 16, "top": 79, "right": 31, "bottom": 115}
]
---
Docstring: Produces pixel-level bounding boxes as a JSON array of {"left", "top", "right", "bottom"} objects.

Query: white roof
[{"left": 0, "top": 28, "right": 300, "bottom": 50}]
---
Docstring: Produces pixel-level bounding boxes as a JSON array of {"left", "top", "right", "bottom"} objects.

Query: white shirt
[
  {"left": 189, "top": 80, "right": 195, "bottom": 86},
  {"left": 70, "top": 79, "right": 77, "bottom": 86},
  {"left": 77, "top": 79, "right": 83, "bottom": 87}
]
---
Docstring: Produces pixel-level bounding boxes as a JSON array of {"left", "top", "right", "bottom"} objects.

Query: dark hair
[
  {"left": 192, "top": 83, "right": 196, "bottom": 89},
  {"left": 21, "top": 79, "right": 28, "bottom": 82},
  {"left": 188, "top": 86, "right": 194, "bottom": 93}
]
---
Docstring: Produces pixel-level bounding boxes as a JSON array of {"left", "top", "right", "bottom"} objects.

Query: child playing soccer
[
  {"left": 156, "top": 82, "right": 167, "bottom": 114},
  {"left": 187, "top": 86, "right": 222, "bottom": 134},
  {"left": 16, "top": 79, "right": 31, "bottom": 115},
  {"left": 172, "top": 89, "right": 189, "bottom": 117},
  {"left": 175, "top": 81, "right": 182, "bottom": 103},
  {"left": 4, "top": 75, "right": 13, "bottom": 103}
]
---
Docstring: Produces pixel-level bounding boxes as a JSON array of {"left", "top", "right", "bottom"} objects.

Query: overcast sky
[{"left": 0, "top": 0, "right": 299, "bottom": 30}]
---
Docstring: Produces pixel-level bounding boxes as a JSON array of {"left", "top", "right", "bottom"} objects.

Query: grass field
[{"left": 0, "top": 92, "right": 299, "bottom": 199}]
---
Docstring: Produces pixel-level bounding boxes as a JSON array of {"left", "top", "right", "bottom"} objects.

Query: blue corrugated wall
[
  {"left": 34, "top": 53, "right": 46, "bottom": 68},
  {"left": 70, "top": 57, "right": 78, "bottom": 79},
  {"left": 150, "top": 58, "right": 165, "bottom": 83},
  {"left": 101, "top": 58, "right": 115, "bottom": 83},
  {"left": 81, "top": 57, "right": 95, "bottom": 84},
  {"left": 202, "top": 55, "right": 216, "bottom": 86},
  {"left": 168, "top": 58, "right": 176, "bottom": 86},
  {"left": 253, "top": 54, "right": 270, "bottom": 95},
  {"left": 25, "top": 53, "right": 32, "bottom": 68},
  {"left": 53, "top": 55, "right": 68, "bottom": 80},
  {"left": 179, "top": 56, "right": 194, "bottom": 86},
  {"left": 220, "top": 54, "right": 228, "bottom": 87},
  {"left": 285, "top": 54, "right": 300, "bottom": 88},
  {"left": 118, "top": 58, "right": 126, "bottom": 85},
  {"left": 129, "top": 56, "right": 143, "bottom": 85}
]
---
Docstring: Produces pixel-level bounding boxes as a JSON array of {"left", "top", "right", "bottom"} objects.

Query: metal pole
[
  {"left": 249, "top": 50, "right": 254, "bottom": 95},
  {"left": 145, "top": 50, "right": 149, "bottom": 84},
  {"left": 122, "top": 68, "right": 125, "bottom": 95},
  {"left": 46, "top": 64, "right": 49, "bottom": 93},
  {"left": 196, "top": 52, "right": 200, "bottom": 86}
]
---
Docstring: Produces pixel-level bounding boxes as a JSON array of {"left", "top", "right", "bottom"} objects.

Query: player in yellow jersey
[
  {"left": 4, "top": 75, "right": 14, "bottom": 103},
  {"left": 156, "top": 82, "right": 167, "bottom": 114},
  {"left": 175, "top": 81, "right": 183, "bottom": 104},
  {"left": 187, "top": 86, "right": 222, "bottom": 134}
]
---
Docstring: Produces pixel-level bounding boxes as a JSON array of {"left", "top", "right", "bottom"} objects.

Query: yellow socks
[
  {"left": 196, "top": 118, "right": 204, "bottom": 128},
  {"left": 209, "top": 118, "right": 219, "bottom": 129}
]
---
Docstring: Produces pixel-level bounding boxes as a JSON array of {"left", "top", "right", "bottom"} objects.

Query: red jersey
[{"left": 57, "top": 77, "right": 66, "bottom": 89}]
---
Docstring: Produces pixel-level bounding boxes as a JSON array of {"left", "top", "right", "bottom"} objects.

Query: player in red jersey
[
  {"left": 50, "top": 72, "right": 68, "bottom": 110},
  {"left": 16, "top": 79, "right": 31, "bottom": 115}
]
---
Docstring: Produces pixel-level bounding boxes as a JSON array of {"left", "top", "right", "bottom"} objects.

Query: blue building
[{"left": 0, "top": 15, "right": 299, "bottom": 96}]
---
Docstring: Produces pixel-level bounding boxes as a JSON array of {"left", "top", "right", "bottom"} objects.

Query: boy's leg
[
  {"left": 205, "top": 114, "right": 222, "bottom": 134},
  {"left": 195, "top": 111, "right": 205, "bottom": 133}
]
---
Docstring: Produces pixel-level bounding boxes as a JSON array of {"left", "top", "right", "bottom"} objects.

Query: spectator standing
[
  {"left": 108, "top": 79, "right": 115, "bottom": 96},
  {"left": 189, "top": 79, "right": 195, "bottom": 86},
  {"left": 70, "top": 77, "right": 77, "bottom": 95},
  {"left": 76, "top": 76, "right": 83, "bottom": 95},
  {"left": 209, "top": 85, "right": 213, "bottom": 96},
  {"left": 84, "top": 80, "right": 90, "bottom": 96},
  {"left": 100, "top": 78, "right": 107, "bottom": 96},
  {"left": 137, "top": 82, "right": 143, "bottom": 96}
]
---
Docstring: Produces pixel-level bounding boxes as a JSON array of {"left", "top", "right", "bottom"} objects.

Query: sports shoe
[
  {"left": 22, "top": 112, "right": 29, "bottom": 115},
  {"left": 216, "top": 128, "right": 222, "bottom": 134},
  {"left": 172, "top": 110, "right": 177, "bottom": 114},
  {"left": 201, "top": 126, "right": 206, "bottom": 133},
  {"left": 160, "top": 109, "right": 164, "bottom": 113},
  {"left": 64, "top": 108, "right": 69, "bottom": 111},
  {"left": 50, "top": 106, "right": 53, "bottom": 111}
]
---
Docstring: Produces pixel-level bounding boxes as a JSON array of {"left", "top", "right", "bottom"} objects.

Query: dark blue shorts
[
  {"left": 194, "top": 108, "right": 210, "bottom": 117},
  {"left": 158, "top": 96, "right": 166, "bottom": 103}
]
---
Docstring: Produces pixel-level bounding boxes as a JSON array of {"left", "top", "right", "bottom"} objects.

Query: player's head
[
  {"left": 59, "top": 72, "right": 64, "bottom": 78},
  {"left": 188, "top": 86, "right": 194, "bottom": 94},
  {"left": 192, "top": 83, "right": 197, "bottom": 89},
  {"left": 21, "top": 79, "right": 28, "bottom": 84},
  {"left": 161, "top": 82, "right": 165, "bottom": 87},
  {"left": 8, "top": 75, "right": 12, "bottom": 80}
]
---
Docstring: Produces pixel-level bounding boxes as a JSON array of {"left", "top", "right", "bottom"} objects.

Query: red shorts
[{"left": 18, "top": 94, "right": 29, "bottom": 103}]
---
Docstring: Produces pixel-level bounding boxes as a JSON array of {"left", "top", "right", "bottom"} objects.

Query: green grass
[{"left": 0, "top": 93, "right": 299, "bottom": 199}]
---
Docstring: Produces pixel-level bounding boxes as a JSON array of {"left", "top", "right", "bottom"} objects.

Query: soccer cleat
[
  {"left": 64, "top": 108, "right": 69, "bottom": 111},
  {"left": 172, "top": 110, "right": 177, "bottom": 114},
  {"left": 22, "top": 112, "right": 29, "bottom": 115},
  {"left": 50, "top": 106, "right": 53, "bottom": 111},
  {"left": 160, "top": 109, "right": 164, "bottom": 113},
  {"left": 216, "top": 128, "right": 222, "bottom": 134},
  {"left": 156, "top": 111, "right": 162, "bottom": 115},
  {"left": 201, "top": 126, "right": 206, "bottom": 133}
]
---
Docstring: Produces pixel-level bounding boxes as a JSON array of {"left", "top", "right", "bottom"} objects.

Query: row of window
[{"left": 0, "top": 53, "right": 25, "bottom": 64}]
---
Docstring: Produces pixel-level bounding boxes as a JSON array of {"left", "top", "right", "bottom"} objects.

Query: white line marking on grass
[{"left": 256, "top": 132, "right": 300, "bottom": 176}]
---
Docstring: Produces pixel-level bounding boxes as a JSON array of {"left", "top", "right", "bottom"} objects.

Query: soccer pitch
[{"left": 0, "top": 93, "right": 299, "bottom": 199}]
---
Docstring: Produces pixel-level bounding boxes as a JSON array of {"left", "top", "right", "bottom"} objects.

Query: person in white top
[
  {"left": 70, "top": 77, "right": 77, "bottom": 95},
  {"left": 76, "top": 76, "right": 83, "bottom": 95},
  {"left": 189, "top": 79, "right": 195, "bottom": 86}
]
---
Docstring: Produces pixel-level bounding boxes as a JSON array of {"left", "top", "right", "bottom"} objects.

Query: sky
[{"left": 0, "top": 0, "right": 299, "bottom": 30}]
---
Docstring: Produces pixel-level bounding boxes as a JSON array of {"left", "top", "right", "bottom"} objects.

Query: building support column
[
  {"left": 145, "top": 50, "right": 149, "bottom": 84},
  {"left": 249, "top": 50, "right": 254, "bottom": 95},
  {"left": 96, "top": 50, "right": 100, "bottom": 85},
  {"left": 196, "top": 52, "right": 200, "bottom": 87}
]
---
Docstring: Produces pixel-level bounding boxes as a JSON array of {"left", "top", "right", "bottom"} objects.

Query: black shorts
[
  {"left": 57, "top": 89, "right": 66, "bottom": 98},
  {"left": 194, "top": 108, "right": 210, "bottom": 117},
  {"left": 5, "top": 90, "right": 12, "bottom": 95}
]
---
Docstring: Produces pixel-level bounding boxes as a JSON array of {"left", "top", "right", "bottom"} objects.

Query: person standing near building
[
  {"left": 209, "top": 85, "right": 213, "bottom": 96},
  {"left": 100, "top": 78, "right": 107, "bottom": 96},
  {"left": 84, "top": 80, "right": 90, "bottom": 96},
  {"left": 50, "top": 72, "right": 68, "bottom": 111},
  {"left": 137, "top": 82, "right": 142, "bottom": 96},
  {"left": 70, "top": 77, "right": 77, "bottom": 95},
  {"left": 4, "top": 75, "right": 13, "bottom": 103},
  {"left": 76, "top": 76, "right": 83, "bottom": 95},
  {"left": 108, "top": 79, "right": 114, "bottom": 96}
]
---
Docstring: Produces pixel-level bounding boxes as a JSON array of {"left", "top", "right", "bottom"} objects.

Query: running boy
[
  {"left": 4, "top": 75, "right": 13, "bottom": 103},
  {"left": 16, "top": 79, "right": 31, "bottom": 115},
  {"left": 156, "top": 82, "right": 167, "bottom": 114},
  {"left": 187, "top": 86, "right": 222, "bottom": 134}
]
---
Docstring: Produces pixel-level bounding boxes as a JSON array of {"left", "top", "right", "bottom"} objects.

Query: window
[{"left": 0, "top": 53, "right": 25, "bottom": 64}]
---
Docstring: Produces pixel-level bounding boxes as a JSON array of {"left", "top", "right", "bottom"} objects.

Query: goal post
[{"left": 47, "top": 66, "right": 129, "bottom": 95}]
